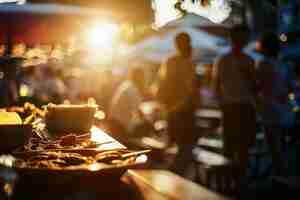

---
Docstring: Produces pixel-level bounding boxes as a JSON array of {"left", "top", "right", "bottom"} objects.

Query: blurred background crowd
[{"left": 0, "top": 0, "right": 300, "bottom": 198}]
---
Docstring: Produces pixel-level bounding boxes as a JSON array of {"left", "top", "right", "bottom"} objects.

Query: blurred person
[
  {"left": 34, "top": 66, "right": 66, "bottom": 105},
  {"left": 25, "top": 44, "right": 47, "bottom": 63},
  {"left": 47, "top": 57, "right": 64, "bottom": 76},
  {"left": 11, "top": 43, "right": 26, "bottom": 58},
  {"left": 65, "top": 37, "right": 77, "bottom": 57},
  {"left": 0, "top": 59, "right": 20, "bottom": 107},
  {"left": 109, "top": 67, "right": 147, "bottom": 135},
  {"left": 0, "top": 45, "right": 6, "bottom": 57},
  {"left": 19, "top": 66, "right": 37, "bottom": 96},
  {"left": 76, "top": 70, "right": 100, "bottom": 103},
  {"left": 97, "top": 70, "right": 122, "bottom": 112},
  {"left": 289, "top": 61, "right": 300, "bottom": 143},
  {"left": 152, "top": 32, "right": 200, "bottom": 176},
  {"left": 213, "top": 25, "right": 256, "bottom": 193},
  {"left": 63, "top": 67, "right": 83, "bottom": 104},
  {"left": 256, "top": 32, "right": 300, "bottom": 175},
  {"left": 50, "top": 43, "right": 65, "bottom": 60},
  {"left": 40, "top": 44, "right": 53, "bottom": 58}
]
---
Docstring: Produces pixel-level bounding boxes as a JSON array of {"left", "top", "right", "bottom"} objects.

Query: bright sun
[{"left": 86, "top": 22, "right": 120, "bottom": 49}]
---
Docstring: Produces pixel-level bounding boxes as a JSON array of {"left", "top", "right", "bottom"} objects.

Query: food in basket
[
  {"left": 60, "top": 153, "right": 88, "bottom": 165},
  {"left": 95, "top": 150, "right": 123, "bottom": 163},
  {"left": 19, "top": 133, "right": 93, "bottom": 152},
  {"left": 60, "top": 134, "right": 77, "bottom": 146},
  {"left": 14, "top": 152, "right": 91, "bottom": 168},
  {"left": 13, "top": 150, "right": 144, "bottom": 170}
]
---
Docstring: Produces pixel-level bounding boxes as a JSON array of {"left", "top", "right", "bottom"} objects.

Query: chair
[
  {"left": 193, "top": 108, "right": 233, "bottom": 192},
  {"left": 193, "top": 147, "right": 233, "bottom": 193}
]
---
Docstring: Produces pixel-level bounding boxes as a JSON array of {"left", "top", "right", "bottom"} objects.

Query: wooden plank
[
  {"left": 127, "top": 169, "right": 229, "bottom": 200},
  {"left": 193, "top": 147, "right": 230, "bottom": 166},
  {"left": 195, "top": 109, "right": 222, "bottom": 119}
]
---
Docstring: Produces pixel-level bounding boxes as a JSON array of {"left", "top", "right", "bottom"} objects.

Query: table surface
[
  {"left": 6, "top": 169, "right": 229, "bottom": 200},
  {"left": 126, "top": 169, "right": 229, "bottom": 200}
]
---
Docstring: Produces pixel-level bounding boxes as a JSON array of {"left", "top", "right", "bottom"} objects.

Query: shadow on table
[{"left": 10, "top": 175, "right": 144, "bottom": 200}]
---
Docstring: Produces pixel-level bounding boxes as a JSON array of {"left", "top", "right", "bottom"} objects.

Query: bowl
[
  {"left": 0, "top": 124, "right": 32, "bottom": 153},
  {"left": 45, "top": 104, "right": 98, "bottom": 134}
]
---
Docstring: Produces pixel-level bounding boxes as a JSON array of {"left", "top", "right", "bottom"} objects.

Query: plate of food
[
  {"left": 0, "top": 149, "right": 150, "bottom": 185},
  {"left": 0, "top": 103, "right": 150, "bottom": 184}
]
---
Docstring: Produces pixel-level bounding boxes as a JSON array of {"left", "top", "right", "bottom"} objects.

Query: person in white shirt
[
  {"left": 109, "top": 68, "right": 146, "bottom": 134},
  {"left": 213, "top": 25, "right": 256, "bottom": 194}
]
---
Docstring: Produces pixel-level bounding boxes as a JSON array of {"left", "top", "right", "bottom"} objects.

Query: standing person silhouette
[
  {"left": 152, "top": 32, "right": 200, "bottom": 176},
  {"left": 213, "top": 25, "right": 257, "bottom": 194},
  {"left": 256, "top": 32, "right": 299, "bottom": 176},
  {"left": 0, "top": 58, "right": 20, "bottom": 107}
]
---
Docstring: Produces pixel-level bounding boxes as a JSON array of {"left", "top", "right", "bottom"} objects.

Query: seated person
[{"left": 108, "top": 68, "right": 148, "bottom": 135}]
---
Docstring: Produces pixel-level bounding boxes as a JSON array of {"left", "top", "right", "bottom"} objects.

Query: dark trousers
[
  {"left": 168, "top": 104, "right": 198, "bottom": 176},
  {"left": 222, "top": 103, "right": 256, "bottom": 190}
]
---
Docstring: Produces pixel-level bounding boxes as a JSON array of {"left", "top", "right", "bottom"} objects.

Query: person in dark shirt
[
  {"left": 256, "top": 32, "right": 299, "bottom": 175},
  {"left": 153, "top": 32, "right": 200, "bottom": 176},
  {"left": 213, "top": 25, "right": 256, "bottom": 195}
]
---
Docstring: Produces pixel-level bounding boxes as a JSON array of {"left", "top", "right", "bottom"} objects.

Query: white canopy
[
  {"left": 127, "top": 26, "right": 227, "bottom": 64},
  {"left": 0, "top": 3, "right": 115, "bottom": 18}
]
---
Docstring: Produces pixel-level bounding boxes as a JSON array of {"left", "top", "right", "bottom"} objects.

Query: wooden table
[
  {"left": 5, "top": 169, "right": 229, "bottom": 200},
  {"left": 125, "top": 169, "right": 229, "bottom": 200}
]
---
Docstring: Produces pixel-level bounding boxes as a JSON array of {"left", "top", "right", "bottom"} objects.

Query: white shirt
[{"left": 109, "top": 80, "right": 143, "bottom": 132}]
